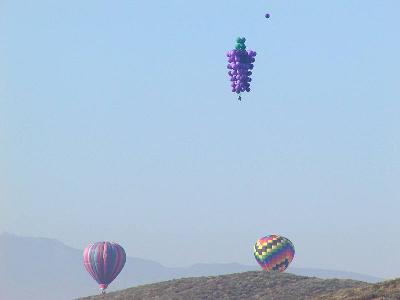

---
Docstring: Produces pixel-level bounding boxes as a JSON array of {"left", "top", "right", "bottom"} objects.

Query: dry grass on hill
[{"left": 79, "top": 271, "right": 374, "bottom": 300}]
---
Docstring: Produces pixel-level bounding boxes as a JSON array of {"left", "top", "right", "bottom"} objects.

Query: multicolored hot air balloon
[
  {"left": 254, "top": 235, "right": 295, "bottom": 272},
  {"left": 83, "top": 242, "right": 126, "bottom": 294}
]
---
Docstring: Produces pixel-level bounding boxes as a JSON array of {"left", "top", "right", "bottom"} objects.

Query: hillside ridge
[{"left": 79, "top": 271, "right": 376, "bottom": 300}]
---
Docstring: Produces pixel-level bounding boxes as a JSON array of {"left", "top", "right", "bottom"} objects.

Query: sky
[{"left": 1, "top": 0, "right": 400, "bottom": 279}]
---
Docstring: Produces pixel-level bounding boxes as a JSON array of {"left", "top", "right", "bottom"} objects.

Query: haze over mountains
[{"left": 0, "top": 232, "right": 382, "bottom": 300}]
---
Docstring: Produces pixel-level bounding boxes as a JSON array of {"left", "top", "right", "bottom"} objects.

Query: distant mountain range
[{"left": 0, "top": 232, "right": 382, "bottom": 300}]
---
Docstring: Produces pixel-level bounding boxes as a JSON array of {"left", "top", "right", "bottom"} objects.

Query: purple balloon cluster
[{"left": 226, "top": 50, "right": 256, "bottom": 94}]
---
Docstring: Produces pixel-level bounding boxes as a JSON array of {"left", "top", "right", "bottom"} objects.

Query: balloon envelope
[
  {"left": 254, "top": 235, "right": 295, "bottom": 272},
  {"left": 227, "top": 38, "right": 256, "bottom": 97},
  {"left": 83, "top": 242, "right": 126, "bottom": 291}
]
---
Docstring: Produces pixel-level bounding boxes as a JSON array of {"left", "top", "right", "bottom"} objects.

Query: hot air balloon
[
  {"left": 254, "top": 235, "right": 295, "bottom": 272},
  {"left": 226, "top": 37, "right": 256, "bottom": 101},
  {"left": 83, "top": 242, "right": 126, "bottom": 294}
]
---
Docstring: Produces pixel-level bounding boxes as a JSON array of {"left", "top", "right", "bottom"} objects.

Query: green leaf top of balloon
[
  {"left": 235, "top": 44, "right": 246, "bottom": 50},
  {"left": 235, "top": 37, "right": 247, "bottom": 50}
]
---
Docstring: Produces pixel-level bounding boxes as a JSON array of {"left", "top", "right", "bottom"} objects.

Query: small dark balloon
[{"left": 265, "top": 13, "right": 270, "bottom": 19}]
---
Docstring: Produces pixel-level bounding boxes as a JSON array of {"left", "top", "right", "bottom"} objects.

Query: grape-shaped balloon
[{"left": 226, "top": 37, "right": 256, "bottom": 101}]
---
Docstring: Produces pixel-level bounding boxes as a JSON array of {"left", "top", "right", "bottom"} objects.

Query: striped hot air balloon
[
  {"left": 83, "top": 242, "right": 126, "bottom": 294},
  {"left": 254, "top": 235, "right": 295, "bottom": 272}
]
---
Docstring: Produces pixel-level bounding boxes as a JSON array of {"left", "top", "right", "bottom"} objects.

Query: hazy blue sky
[{"left": 1, "top": 1, "right": 399, "bottom": 278}]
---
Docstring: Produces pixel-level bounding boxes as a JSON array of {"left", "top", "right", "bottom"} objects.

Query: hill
[
  {"left": 79, "top": 271, "right": 372, "bottom": 300},
  {"left": 315, "top": 278, "right": 400, "bottom": 299}
]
